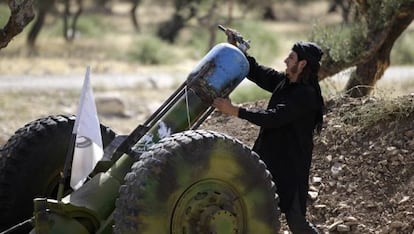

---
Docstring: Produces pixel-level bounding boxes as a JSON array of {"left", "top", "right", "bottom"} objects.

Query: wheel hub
[
  {"left": 205, "top": 209, "right": 237, "bottom": 233},
  {"left": 171, "top": 179, "right": 245, "bottom": 234}
]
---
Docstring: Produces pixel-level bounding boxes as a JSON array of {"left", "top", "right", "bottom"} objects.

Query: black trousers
[{"left": 285, "top": 191, "right": 320, "bottom": 234}]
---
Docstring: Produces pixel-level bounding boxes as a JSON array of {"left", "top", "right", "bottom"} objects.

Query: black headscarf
[
  {"left": 292, "top": 41, "right": 325, "bottom": 133},
  {"left": 292, "top": 41, "right": 323, "bottom": 70}
]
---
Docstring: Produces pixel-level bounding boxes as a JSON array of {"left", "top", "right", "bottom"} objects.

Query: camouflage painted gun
[{"left": 0, "top": 25, "right": 280, "bottom": 234}]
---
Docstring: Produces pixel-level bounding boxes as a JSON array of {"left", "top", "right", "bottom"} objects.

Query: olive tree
[
  {"left": 314, "top": 0, "right": 414, "bottom": 97},
  {"left": 0, "top": 0, "right": 35, "bottom": 50},
  {"left": 155, "top": 0, "right": 278, "bottom": 43}
]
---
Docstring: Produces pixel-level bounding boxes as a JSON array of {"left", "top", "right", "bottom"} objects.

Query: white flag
[{"left": 70, "top": 66, "right": 103, "bottom": 190}]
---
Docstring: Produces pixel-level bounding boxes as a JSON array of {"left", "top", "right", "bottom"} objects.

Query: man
[{"left": 213, "top": 30, "right": 324, "bottom": 234}]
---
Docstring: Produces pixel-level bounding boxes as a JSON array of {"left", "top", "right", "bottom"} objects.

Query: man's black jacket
[{"left": 238, "top": 56, "right": 320, "bottom": 214}]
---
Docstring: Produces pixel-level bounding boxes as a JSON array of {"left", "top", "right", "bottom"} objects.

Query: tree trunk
[
  {"left": 318, "top": 1, "right": 414, "bottom": 98},
  {"left": 157, "top": 3, "right": 196, "bottom": 43},
  {"left": 130, "top": 0, "right": 142, "bottom": 32},
  {"left": 63, "top": 0, "right": 83, "bottom": 42},
  {"left": 0, "top": 0, "right": 35, "bottom": 50},
  {"left": 344, "top": 47, "right": 390, "bottom": 97},
  {"left": 344, "top": 2, "right": 414, "bottom": 97},
  {"left": 27, "top": 0, "right": 55, "bottom": 47}
]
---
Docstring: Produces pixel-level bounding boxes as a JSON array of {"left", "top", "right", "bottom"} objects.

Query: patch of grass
[
  {"left": 180, "top": 27, "right": 214, "bottom": 59},
  {"left": 341, "top": 95, "right": 414, "bottom": 129},
  {"left": 230, "top": 83, "right": 271, "bottom": 103},
  {"left": 44, "top": 14, "right": 116, "bottom": 38},
  {"left": 76, "top": 15, "right": 116, "bottom": 37},
  {"left": 127, "top": 36, "right": 176, "bottom": 64},
  {"left": 391, "top": 29, "right": 414, "bottom": 65},
  {"left": 320, "top": 78, "right": 345, "bottom": 98},
  {"left": 227, "top": 21, "right": 281, "bottom": 64}
]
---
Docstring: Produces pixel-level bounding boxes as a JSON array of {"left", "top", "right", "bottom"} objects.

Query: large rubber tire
[
  {"left": 0, "top": 115, "right": 116, "bottom": 232},
  {"left": 113, "top": 130, "right": 280, "bottom": 234}
]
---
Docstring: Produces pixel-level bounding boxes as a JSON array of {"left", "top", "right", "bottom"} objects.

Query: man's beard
[
  {"left": 287, "top": 63, "right": 299, "bottom": 78},
  {"left": 291, "top": 63, "right": 299, "bottom": 74}
]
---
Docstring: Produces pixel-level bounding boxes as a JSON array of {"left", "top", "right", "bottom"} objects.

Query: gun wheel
[
  {"left": 171, "top": 179, "right": 244, "bottom": 233},
  {"left": 114, "top": 130, "right": 280, "bottom": 234},
  {"left": 0, "top": 115, "right": 115, "bottom": 232}
]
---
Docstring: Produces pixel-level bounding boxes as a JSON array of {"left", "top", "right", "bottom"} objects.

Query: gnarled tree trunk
[
  {"left": 318, "top": 0, "right": 414, "bottom": 97},
  {"left": 27, "top": 0, "right": 53, "bottom": 47},
  {"left": 0, "top": 0, "right": 35, "bottom": 50},
  {"left": 344, "top": 2, "right": 414, "bottom": 97}
]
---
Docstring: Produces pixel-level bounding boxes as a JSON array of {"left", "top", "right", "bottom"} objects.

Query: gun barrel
[{"left": 218, "top": 24, "right": 226, "bottom": 32}]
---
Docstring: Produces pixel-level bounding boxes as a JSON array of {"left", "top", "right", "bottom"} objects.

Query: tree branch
[
  {"left": 0, "top": 0, "right": 35, "bottom": 50},
  {"left": 318, "top": 0, "right": 414, "bottom": 80}
]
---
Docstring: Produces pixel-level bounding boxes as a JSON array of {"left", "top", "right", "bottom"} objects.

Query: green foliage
[
  {"left": 0, "top": 5, "right": 10, "bottom": 26},
  {"left": 127, "top": 36, "right": 176, "bottom": 64},
  {"left": 391, "top": 29, "right": 414, "bottom": 65},
  {"left": 181, "top": 28, "right": 212, "bottom": 58},
  {"left": 230, "top": 83, "right": 271, "bottom": 103},
  {"left": 225, "top": 21, "right": 281, "bottom": 64},
  {"left": 44, "top": 14, "right": 115, "bottom": 38},
  {"left": 364, "top": 0, "right": 408, "bottom": 30},
  {"left": 312, "top": 0, "right": 414, "bottom": 66},
  {"left": 311, "top": 22, "right": 367, "bottom": 63},
  {"left": 75, "top": 15, "right": 115, "bottom": 37},
  {"left": 181, "top": 21, "right": 280, "bottom": 64}
]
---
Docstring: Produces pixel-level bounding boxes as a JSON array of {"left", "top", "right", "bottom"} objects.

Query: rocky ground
[{"left": 200, "top": 94, "right": 414, "bottom": 234}]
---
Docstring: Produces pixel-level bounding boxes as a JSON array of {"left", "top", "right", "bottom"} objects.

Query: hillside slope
[{"left": 201, "top": 94, "right": 414, "bottom": 233}]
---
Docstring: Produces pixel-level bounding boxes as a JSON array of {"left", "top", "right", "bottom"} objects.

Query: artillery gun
[{"left": 0, "top": 26, "right": 280, "bottom": 233}]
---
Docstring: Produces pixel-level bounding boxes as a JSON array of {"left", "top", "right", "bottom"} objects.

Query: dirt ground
[{"left": 201, "top": 95, "right": 414, "bottom": 234}]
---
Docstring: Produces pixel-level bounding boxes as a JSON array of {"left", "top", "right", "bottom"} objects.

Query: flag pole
[
  {"left": 57, "top": 133, "right": 77, "bottom": 201},
  {"left": 57, "top": 66, "right": 91, "bottom": 201}
]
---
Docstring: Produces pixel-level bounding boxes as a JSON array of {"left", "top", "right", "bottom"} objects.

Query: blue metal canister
[{"left": 187, "top": 43, "right": 249, "bottom": 103}]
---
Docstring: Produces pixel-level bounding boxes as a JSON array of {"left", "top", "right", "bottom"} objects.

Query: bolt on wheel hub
[{"left": 171, "top": 179, "right": 245, "bottom": 234}]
